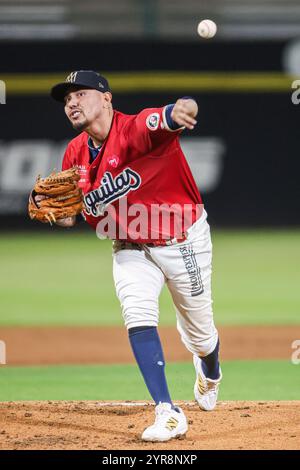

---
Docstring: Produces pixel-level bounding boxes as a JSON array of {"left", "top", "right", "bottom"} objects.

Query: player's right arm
[{"left": 124, "top": 97, "right": 198, "bottom": 155}]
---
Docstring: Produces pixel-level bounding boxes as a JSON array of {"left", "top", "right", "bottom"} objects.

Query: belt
[
  {"left": 112, "top": 232, "right": 188, "bottom": 253},
  {"left": 145, "top": 232, "right": 188, "bottom": 247}
]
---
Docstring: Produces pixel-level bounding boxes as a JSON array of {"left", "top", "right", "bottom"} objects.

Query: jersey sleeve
[{"left": 124, "top": 107, "right": 184, "bottom": 154}]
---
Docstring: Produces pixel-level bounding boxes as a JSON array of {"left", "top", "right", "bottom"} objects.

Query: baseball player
[{"left": 50, "top": 70, "right": 222, "bottom": 442}]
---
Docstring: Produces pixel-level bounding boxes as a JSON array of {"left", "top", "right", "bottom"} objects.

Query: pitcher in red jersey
[{"left": 51, "top": 70, "right": 222, "bottom": 442}]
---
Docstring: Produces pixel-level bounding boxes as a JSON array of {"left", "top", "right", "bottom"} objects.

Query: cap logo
[
  {"left": 99, "top": 82, "right": 104, "bottom": 88},
  {"left": 66, "top": 72, "right": 78, "bottom": 83}
]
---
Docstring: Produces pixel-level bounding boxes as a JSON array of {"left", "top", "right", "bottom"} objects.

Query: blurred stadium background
[{"left": 0, "top": 0, "right": 299, "bottom": 404}]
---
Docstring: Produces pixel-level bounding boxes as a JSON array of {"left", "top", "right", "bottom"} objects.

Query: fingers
[
  {"left": 34, "top": 194, "right": 47, "bottom": 208},
  {"left": 173, "top": 113, "right": 197, "bottom": 129},
  {"left": 35, "top": 195, "right": 47, "bottom": 202},
  {"left": 171, "top": 99, "right": 198, "bottom": 130},
  {"left": 55, "top": 216, "right": 76, "bottom": 228}
]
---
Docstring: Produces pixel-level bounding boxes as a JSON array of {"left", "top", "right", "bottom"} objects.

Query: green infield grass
[
  {"left": 0, "top": 230, "right": 299, "bottom": 326},
  {"left": 0, "top": 360, "right": 299, "bottom": 401}
]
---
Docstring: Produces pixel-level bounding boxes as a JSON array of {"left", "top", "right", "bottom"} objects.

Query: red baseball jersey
[{"left": 62, "top": 107, "right": 203, "bottom": 243}]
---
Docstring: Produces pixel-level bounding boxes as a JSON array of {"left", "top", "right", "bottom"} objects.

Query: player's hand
[
  {"left": 55, "top": 216, "right": 76, "bottom": 227},
  {"left": 34, "top": 194, "right": 47, "bottom": 207},
  {"left": 34, "top": 194, "right": 75, "bottom": 227},
  {"left": 171, "top": 99, "right": 198, "bottom": 130}
]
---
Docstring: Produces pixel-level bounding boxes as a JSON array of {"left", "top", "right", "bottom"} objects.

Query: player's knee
[
  {"left": 196, "top": 334, "right": 219, "bottom": 357},
  {"left": 125, "top": 319, "right": 158, "bottom": 330},
  {"left": 122, "top": 307, "right": 159, "bottom": 330},
  {"left": 181, "top": 331, "right": 219, "bottom": 357}
]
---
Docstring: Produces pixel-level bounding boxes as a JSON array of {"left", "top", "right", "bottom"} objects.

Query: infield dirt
[
  {"left": 0, "top": 401, "right": 299, "bottom": 450},
  {"left": 1, "top": 325, "right": 299, "bottom": 449},
  {"left": 0, "top": 325, "right": 297, "bottom": 365}
]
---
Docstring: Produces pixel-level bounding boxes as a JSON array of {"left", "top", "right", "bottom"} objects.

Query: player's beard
[{"left": 72, "top": 118, "right": 88, "bottom": 132}]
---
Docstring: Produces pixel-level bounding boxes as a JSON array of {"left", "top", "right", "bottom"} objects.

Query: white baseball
[{"left": 197, "top": 19, "right": 217, "bottom": 39}]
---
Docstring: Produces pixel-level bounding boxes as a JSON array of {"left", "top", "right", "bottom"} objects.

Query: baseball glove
[{"left": 28, "top": 167, "right": 84, "bottom": 224}]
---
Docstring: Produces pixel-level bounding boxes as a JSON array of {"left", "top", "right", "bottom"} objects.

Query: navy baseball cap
[{"left": 51, "top": 70, "right": 111, "bottom": 102}]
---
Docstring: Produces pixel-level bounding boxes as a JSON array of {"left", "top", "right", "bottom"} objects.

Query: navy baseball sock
[
  {"left": 200, "top": 339, "right": 220, "bottom": 380},
  {"left": 128, "top": 326, "right": 175, "bottom": 408}
]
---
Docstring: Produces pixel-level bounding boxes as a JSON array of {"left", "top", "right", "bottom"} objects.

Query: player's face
[{"left": 64, "top": 89, "right": 110, "bottom": 131}]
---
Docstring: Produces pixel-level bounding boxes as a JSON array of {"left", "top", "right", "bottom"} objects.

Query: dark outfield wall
[
  {"left": 0, "top": 40, "right": 299, "bottom": 229},
  {"left": 0, "top": 40, "right": 286, "bottom": 73}
]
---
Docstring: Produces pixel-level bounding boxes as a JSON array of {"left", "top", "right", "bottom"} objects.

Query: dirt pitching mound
[{"left": 0, "top": 401, "right": 299, "bottom": 450}]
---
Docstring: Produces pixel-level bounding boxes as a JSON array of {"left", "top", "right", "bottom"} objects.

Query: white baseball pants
[{"left": 112, "top": 210, "right": 219, "bottom": 357}]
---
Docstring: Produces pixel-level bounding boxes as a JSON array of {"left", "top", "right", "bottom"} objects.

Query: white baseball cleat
[
  {"left": 193, "top": 355, "right": 222, "bottom": 411},
  {"left": 141, "top": 402, "right": 188, "bottom": 442}
]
